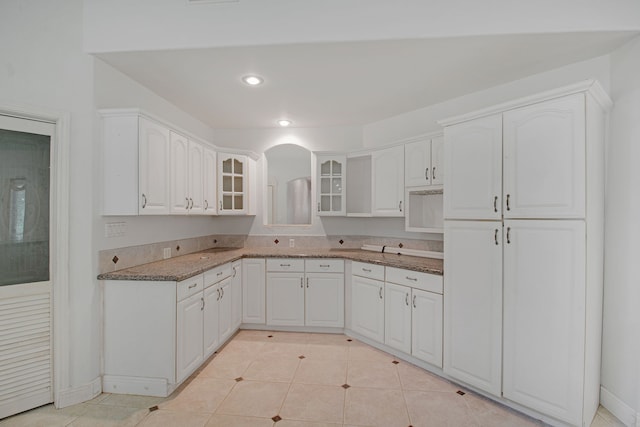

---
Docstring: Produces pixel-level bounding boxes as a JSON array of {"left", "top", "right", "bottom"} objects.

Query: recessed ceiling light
[
  {"left": 242, "top": 75, "right": 263, "bottom": 86},
  {"left": 278, "top": 119, "right": 292, "bottom": 127}
]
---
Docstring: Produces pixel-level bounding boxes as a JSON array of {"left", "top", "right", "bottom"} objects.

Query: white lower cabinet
[
  {"left": 242, "top": 259, "right": 266, "bottom": 324},
  {"left": 411, "top": 288, "right": 443, "bottom": 367},
  {"left": 351, "top": 268, "right": 385, "bottom": 343},
  {"left": 444, "top": 221, "right": 503, "bottom": 396},
  {"left": 266, "top": 259, "right": 344, "bottom": 328},
  {"left": 104, "top": 263, "right": 240, "bottom": 397},
  {"left": 384, "top": 282, "right": 412, "bottom": 354},
  {"left": 231, "top": 260, "right": 242, "bottom": 330},
  {"left": 177, "top": 291, "right": 205, "bottom": 383}
]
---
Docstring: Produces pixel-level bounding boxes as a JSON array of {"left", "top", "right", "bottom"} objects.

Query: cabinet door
[
  {"left": 231, "top": 261, "right": 242, "bottom": 329},
  {"left": 203, "top": 147, "right": 217, "bottom": 215},
  {"left": 404, "top": 139, "right": 431, "bottom": 187},
  {"left": 317, "top": 155, "right": 346, "bottom": 216},
  {"left": 351, "top": 275, "right": 385, "bottom": 343},
  {"left": 139, "top": 117, "right": 171, "bottom": 214},
  {"left": 266, "top": 273, "right": 305, "bottom": 326},
  {"left": 503, "top": 220, "right": 585, "bottom": 425},
  {"left": 412, "top": 289, "right": 443, "bottom": 368},
  {"left": 188, "top": 141, "right": 205, "bottom": 214},
  {"left": 218, "top": 278, "right": 233, "bottom": 344},
  {"left": 170, "top": 131, "right": 189, "bottom": 214},
  {"left": 176, "top": 292, "right": 204, "bottom": 383},
  {"left": 503, "top": 94, "right": 585, "bottom": 219},
  {"left": 443, "top": 115, "right": 502, "bottom": 220},
  {"left": 218, "top": 153, "right": 247, "bottom": 215},
  {"left": 443, "top": 221, "right": 502, "bottom": 396},
  {"left": 430, "top": 135, "right": 444, "bottom": 186},
  {"left": 384, "top": 282, "right": 411, "bottom": 354},
  {"left": 242, "top": 259, "right": 265, "bottom": 324},
  {"left": 203, "top": 286, "right": 220, "bottom": 359},
  {"left": 372, "top": 146, "right": 404, "bottom": 216},
  {"left": 305, "top": 273, "right": 344, "bottom": 327}
]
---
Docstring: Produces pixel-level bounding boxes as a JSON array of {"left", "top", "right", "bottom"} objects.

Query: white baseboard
[
  {"left": 55, "top": 377, "right": 102, "bottom": 408},
  {"left": 600, "top": 386, "right": 637, "bottom": 426}
]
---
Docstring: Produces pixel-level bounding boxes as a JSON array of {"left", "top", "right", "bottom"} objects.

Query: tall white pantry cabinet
[{"left": 441, "top": 81, "right": 610, "bottom": 427}]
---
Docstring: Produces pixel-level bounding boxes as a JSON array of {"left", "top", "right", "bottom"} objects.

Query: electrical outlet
[
  {"left": 289, "top": 239, "right": 295, "bottom": 248},
  {"left": 163, "top": 248, "right": 171, "bottom": 259}
]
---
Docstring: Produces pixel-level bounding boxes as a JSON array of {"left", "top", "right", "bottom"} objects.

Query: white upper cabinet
[
  {"left": 503, "top": 94, "right": 586, "bottom": 219},
  {"left": 138, "top": 117, "right": 171, "bottom": 215},
  {"left": 404, "top": 136, "right": 444, "bottom": 187},
  {"left": 372, "top": 145, "right": 404, "bottom": 216},
  {"left": 218, "top": 153, "right": 248, "bottom": 215},
  {"left": 187, "top": 141, "right": 205, "bottom": 214},
  {"left": 430, "top": 136, "right": 444, "bottom": 186},
  {"left": 170, "top": 131, "right": 190, "bottom": 214},
  {"left": 444, "top": 114, "right": 503, "bottom": 220},
  {"left": 203, "top": 147, "right": 217, "bottom": 214},
  {"left": 317, "top": 155, "right": 346, "bottom": 216}
]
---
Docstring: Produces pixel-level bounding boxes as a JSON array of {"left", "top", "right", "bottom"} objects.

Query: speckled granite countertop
[{"left": 97, "top": 247, "right": 443, "bottom": 282}]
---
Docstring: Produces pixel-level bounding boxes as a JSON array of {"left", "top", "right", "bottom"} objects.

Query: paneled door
[{"left": 0, "top": 115, "right": 55, "bottom": 418}]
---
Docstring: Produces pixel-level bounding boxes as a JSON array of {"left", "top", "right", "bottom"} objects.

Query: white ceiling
[{"left": 96, "top": 31, "right": 637, "bottom": 129}]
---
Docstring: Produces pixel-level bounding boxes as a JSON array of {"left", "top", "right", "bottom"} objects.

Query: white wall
[
  {"left": 601, "top": 35, "right": 640, "bottom": 423},
  {"left": 0, "top": 0, "right": 98, "bottom": 394},
  {"left": 82, "top": 0, "right": 640, "bottom": 53},
  {"left": 363, "top": 55, "right": 611, "bottom": 147}
]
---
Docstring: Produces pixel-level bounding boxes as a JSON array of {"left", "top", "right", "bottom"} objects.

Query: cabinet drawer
[
  {"left": 305, "top": 259, "right": 344, "bottom": 273},
  {"left": 204, "top": 263, "right": 232, "bottom": 288},
  {"left": 352, "top": 261, "right": 385, "bottom": 281},
  {"left": 266, "top": 259, "right": 305, "bottom": 272},
  {"left": 177, "top": 274, "right": 204, "bottom": 301},
  {"left": 386, "top": 267, "right": 443, "bottom": 294}
]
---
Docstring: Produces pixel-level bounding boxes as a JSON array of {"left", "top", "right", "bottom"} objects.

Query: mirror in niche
[{"left": 265, "top": 144, "right": 312, "bottom": 225}]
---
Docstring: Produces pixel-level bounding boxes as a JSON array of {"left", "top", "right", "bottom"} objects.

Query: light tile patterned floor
[{"left": 0, "top": 331, "right": 626, "bottom": 427}]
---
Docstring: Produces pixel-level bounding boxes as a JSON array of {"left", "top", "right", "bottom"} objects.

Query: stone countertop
[{"left": 97, "top": 247, "right": 444, "bottom": 282}]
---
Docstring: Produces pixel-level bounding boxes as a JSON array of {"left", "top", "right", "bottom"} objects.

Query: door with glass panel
[
  {"left": 316, "top": 155, "right": 345, "bottom": 216},
  {"left": 217, "top": 153, "right": 247, "bottom": 215},
  {"left": 0, "top": 115, "right": 54, "bottom": 418}
]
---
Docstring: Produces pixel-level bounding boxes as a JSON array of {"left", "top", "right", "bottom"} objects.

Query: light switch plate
[
  {"left": 289, "top": 239, "right": 295, "bottom": 248},
  {"left": 163, "top": 248, "right": 171, "bottom": 259},
  {"left": 104, "top": 222, "right": 126, "bottom": 238}
]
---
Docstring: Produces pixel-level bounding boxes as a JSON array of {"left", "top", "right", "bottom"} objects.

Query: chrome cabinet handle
[
  {"left": 319, "top": 264, "right": 330, "bottom": 268},
  {"left": 425, "top": 168, "right": 429, "bottom": 181},
  {"left": 317, "top": 202, "right": 321, "bottom": 212},
  {"left": 506, "top": 194, "right": 511, "bottom": 211},
  {"left": 189, "top": 198, "right": 194, "bottom": 209},
  {"left": 412, "top": 295, "right": 417, "bottom": 309},
  {"left": 399, "top": 201, "right": 403, "bottom": 212},
  {"left": 185, "top": 197, "right": 190, "bottom": 209},
  {"left": 405, "top": 293, "right": 409, "bottom": 306},
  {"left": 306, "top": 277, "right": 309, "bottom": 288},
  {"left": 405, "top": 276, "right": 417, "bottom": 282},
  {"left": 188, "top": 283, "right": 198, "bottom": 289},
  {"left": 432, "top": 166, "right": 436, "bottom": 180},
  {"left": 506, "top": 227, "right": 511, "bottom": 244},
  {"left": 379, "top": 287, "right": 383, "bottom": 299},
  {"left": 221, "top": 288, "right": 224, "bottom": 299},
  {"left": 201, "top": 297, "right": 205, "bottom": 311},
  {"left": 494, "top": 229, "right": 499, "bottom": 245},
  {"left": 217, "top": 271, "right": 223, "bottom": 276},
  {"left": 216, "top": 288, "right": 221, "bottom": 301},
  {"left": 300, "top": 277, "right": 304, "bottom": 288},
  {"left": 362, "top": 268, "right": 372, "bottom": 273},
  {"left": 232, "top": 266, "right": 237, "bottom": 278},
  {"left": 141, "top": 193, "right": 147, "bottom": 209},
  {"left": 204, "top": 199, "right": 208, "bottom": 210},
  {"left": 280, "top": 264, "right": 291, "bottom": 267},
  {"left": 493, "top": 196, "right": 498, "bottom": 213}
]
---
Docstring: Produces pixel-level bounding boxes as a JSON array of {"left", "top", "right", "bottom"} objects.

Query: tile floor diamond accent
[{"left": 0, "top": 331, "right": 624, "bottom": 427}]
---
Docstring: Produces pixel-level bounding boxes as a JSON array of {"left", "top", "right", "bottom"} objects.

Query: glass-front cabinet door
[
  {"left": 316, "top": 155, "right": 346, "bottom": 216},
  {"left": 217, "top": 153, "right": 247, "bottom": 215}
]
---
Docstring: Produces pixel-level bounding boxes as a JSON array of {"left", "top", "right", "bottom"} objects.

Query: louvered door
[{"left": 0, "top": 283, "right": 52, "bottom": 418}]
